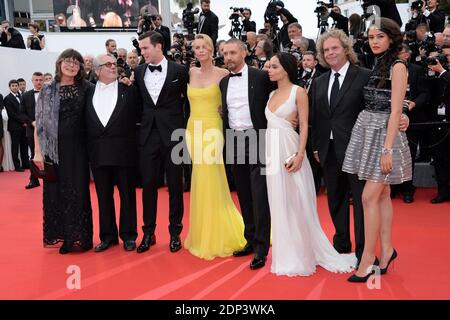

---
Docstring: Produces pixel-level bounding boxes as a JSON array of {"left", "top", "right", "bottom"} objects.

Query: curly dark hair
[
  {"left": 368, "top": 17, "right": 403, "bottom": 88},
  {"left": 275, "top": 52, "right": 298, "bottom": 84},
  {"left": 54, "top": 48, "right": 85, "bottom": 84}
]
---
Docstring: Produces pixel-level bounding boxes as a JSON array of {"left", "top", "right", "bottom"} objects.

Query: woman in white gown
[{"left": 265, "top": 52, "right": 356, "bottom": 276}]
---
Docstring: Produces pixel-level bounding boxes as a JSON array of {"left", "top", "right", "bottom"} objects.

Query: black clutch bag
[{"left": 30, "top": 161, "right": 57, "bottom": 182}]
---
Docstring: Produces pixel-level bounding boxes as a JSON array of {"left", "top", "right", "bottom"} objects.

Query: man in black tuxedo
[
  {"left": 311, "top": 30, "right": 371, "bottom": 262},
  {"left": 85, "top": 53, "right": 139, "bottom": 252},
  {"left": 3, "top": 80, "right": 29, "bottom": 172},
  {"left": 197, "top": 0, "right": 219, "bottom": 48},
  {"left": 220, "top": 38, "right": 273, "bottom": 270},
  {"left": 134, "top": 31, "right": 189, "bottom": 253},
  {"left": 420, "top": 0, "right": 446, "bottom": 33},
  {"left": 392, "top": 45, "right": 430, "bottom": 203},
  {"left": 138, "top": 14, "right": 171, "bottom": 57},
  {"left": 21, "top": 72, "right": 44, "bottom": 189}
]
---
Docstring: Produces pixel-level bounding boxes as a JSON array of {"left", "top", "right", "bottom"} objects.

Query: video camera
[
  {"left": 314, "top": 1, "right": 334, "bottom": 16},
  {"left": 182, "top": 2, "right": 199, "bottom": 35},
  {"left": 111, "top": 50, "right": 132, "bottom": 79},
  {"left": 411, "top": 0, "right": 425, "bottom": 11},
  {"left": 264, "top": 0, "right": 284, "bottom": 26},
  {"left": 141, "top": 9, "right": 157, "bottom": 33}
]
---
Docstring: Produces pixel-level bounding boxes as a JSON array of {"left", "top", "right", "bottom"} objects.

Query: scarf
[{"left": 35, "top": 81, "right": 61, "bottom": 164}]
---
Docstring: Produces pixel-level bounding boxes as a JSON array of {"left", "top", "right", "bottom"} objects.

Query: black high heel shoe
[
  {"left": 380, "top": 249, "right": 397, "bottom": 275},
  {"left": 347, "top": 257, "right": 379, "bottom": 283}
]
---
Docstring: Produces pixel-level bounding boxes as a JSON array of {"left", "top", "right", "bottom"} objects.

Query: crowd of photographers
[{"left": 1, "top": 0, "right": 450, "bottom": 203}]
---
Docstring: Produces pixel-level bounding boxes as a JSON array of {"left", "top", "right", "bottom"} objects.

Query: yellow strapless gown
[{"left": 184, "top": 84, "right": 246, "bottom": 260}]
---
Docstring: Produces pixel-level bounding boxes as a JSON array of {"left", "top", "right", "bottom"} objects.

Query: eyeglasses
[
  {"left": 99, "top": 62, "right": 117, "bottom": 68},
  {"left": 62, "top": 58, "right": 81, "bottom": 66}
]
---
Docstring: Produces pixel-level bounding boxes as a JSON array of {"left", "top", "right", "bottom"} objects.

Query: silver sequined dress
[{"left": 342, "top": 60, "right": 412, "bottom": 184}]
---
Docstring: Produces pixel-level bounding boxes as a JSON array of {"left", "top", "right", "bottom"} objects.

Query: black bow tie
[
  {"left": 229, "top": 72, "right": 242, "bottom": 78},
  {"left": 34, "top": 90, "right": 40, "bottom": 93},
  {"left": 148, "top": 65, "right": 162, "bottom": 72}
]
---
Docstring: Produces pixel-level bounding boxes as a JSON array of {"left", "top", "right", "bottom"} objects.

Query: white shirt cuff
[{"left": 423, "top": 9, "right": 430, "bottom": 17}]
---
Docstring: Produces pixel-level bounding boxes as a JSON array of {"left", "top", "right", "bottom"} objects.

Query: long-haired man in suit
[{"left": 134, "top": 31, "right": 189, "bottom": 253}]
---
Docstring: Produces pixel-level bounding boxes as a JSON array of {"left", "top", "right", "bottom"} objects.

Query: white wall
[{"left": 0, "top": 46, "right": 58, "bottom": 95}]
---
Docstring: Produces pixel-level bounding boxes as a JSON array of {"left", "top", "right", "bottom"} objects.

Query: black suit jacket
[
  {"left": 311, "top": 64, "right": 372, "bottom": 165},
  {"left": 426, "top": 8, "right": 446, "bottom": 33},
  {"left": 134, "top": 61, "right": 189, "bottom": 147},
  {"left": 85, "top": 83, "right": 140, "bottom": 168},
  {"left": 220, "top": 67, "right": 274, "bottom": 133},
  {"left": 197, "top": 10, "right": 219, "bottom": 46},
  {"left": 20, "top": 90, "right": 38, "bottom": 138},
  {"left": 0, "top": 28, "right": 26, "bottom": 49},
  {"left": 3, "top": 93, "right": 27, "bottom": 131},
  {"left": 405, "top": 63, "right": 429, "bottom": 124},
  {"left": 372, "top": 0, "right": 403, "bottom": 27}
]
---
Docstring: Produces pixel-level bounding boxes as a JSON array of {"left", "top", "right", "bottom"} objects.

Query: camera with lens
[
  {"left": 264, "top": 0, "right": 284, "bottom": 26},
  {"left": 229, "top": 7, "right": 245, "bottom": 19},
  {"left": 213, "top": 55, "right": 225, "bottom": 68},
  {"left": 141, "top": 9, "right": 156, "bottom": 33},
  {"left": 111, "top": 50, "right": 132, "bottom": 78},
  {"left": 182, "top": 2, "right": 200, "bottom": 35},
  {"left": 411, "top": 0, "right": 425, "bottom": 10},
  {"left": 424, "top": 53, "right": 448, "bottom": 67},
  {"left": 314, "top": 1, "right": 334, "bottom": 16},
  {"left": 421, "top": 32, "right": 438, "bottom": 54}
]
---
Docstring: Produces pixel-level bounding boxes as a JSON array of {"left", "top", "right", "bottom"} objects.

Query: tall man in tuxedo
[
  {"left": 220, "top": 38, "right": 273, "bottom": 270},
  {"left": 86, "top": 54, "right": 139, "bottom": 252},
  {"left": 135, "top": 31, "right": 189, "bottom": 253},
  {"left": 3, "top": 80, "right": 29, "bottom": 172},
  {"left": 21, "top": 72, "right": 44, "bottom": 189},
  {"left": 197, "top": 0, "right": 219, "bottom": 48}
]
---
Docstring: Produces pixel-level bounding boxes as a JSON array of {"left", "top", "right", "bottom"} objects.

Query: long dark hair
[
  {"left": 369, "top": 17, "right": 403, "bottom": 88},
  {"left": 54, "top": 48, "right": 85, "bottom": 84},
  {"left": 276, "top": 52, "right": 298, "bottom": 84}
]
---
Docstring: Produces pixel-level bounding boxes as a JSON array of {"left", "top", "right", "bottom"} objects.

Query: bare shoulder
[
  {"left": 295, "top": 85, "right": 307, "bottom": 98},
  {"left": 215, "top": 66, "right": 229, "bottom": 77}
]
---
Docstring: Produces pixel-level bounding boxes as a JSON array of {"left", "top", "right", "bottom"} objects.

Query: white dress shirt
[
  {"left": 226, "top": 64, "right": 253, "bottom": 130},
  {"left": 11, "top": 91, "right": 20, "bottom": 103},
  {"left": 34, "top": 90, "right": 40, "bottom": 103},
  {"left": 93, "top": 80, "right": 118, "bottom": 127},
  {"left": 144, "top": 57, "right": 168, "bottom": 105},
  {"left": 327, "top": 61, "right": 350, "bottom": 139}
]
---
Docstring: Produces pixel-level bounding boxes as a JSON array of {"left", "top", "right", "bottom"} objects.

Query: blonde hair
[
  {"left": 194, "top": 33, "right": 214, "bottom": 53},
  {"left": 316, "top": 29, "right": 358, "bottom": 68},
  {"left": 103, "top": 12, "right": 123, "bottom": 27}
]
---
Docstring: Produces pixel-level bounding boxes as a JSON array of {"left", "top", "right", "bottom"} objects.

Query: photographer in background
[
  {"left": 277, "top": 5, "right": 298, "bottom": 51},
  {"left": 362, "top": 0, "right": 403, "bottom": 27},
  {"left": 426, "top": 43, "right": 450, "bottom": 203},
  {"left": 391, "top": 44, "right": 430, "bottom": 203},
  {"left": 329, "top": 5, "right": 349, "bottom": 36},
  {"left": 138, "top": 14, "right": 171, "bottom": 57},
  {"left": 242, "top": 8, "right": 257, "bottom": 36},
  {"left": 197, "top": 0, "right": 219, "bottom": 48},
  {"left": 105, "top": 39, "right": 117, "bottom": 55},
  {"left": 287, "top": 23, "right": 316, "bottom": 52},
  {"left": 254, "top": 38, "right": 273, "bottom": 69},
  {"left": 27, "top": 23, "right": 45, "bottom": 51},
  {"left": 421, "top": 0, "right": 446, "bottom": 33},
  {"left": 0, "top": 20, "right": 25, "bottom": 49}
]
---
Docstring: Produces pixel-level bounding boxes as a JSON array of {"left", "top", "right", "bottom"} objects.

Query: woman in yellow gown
[{"left": 184, "top": 34, "right": 246, "bottom": 260}]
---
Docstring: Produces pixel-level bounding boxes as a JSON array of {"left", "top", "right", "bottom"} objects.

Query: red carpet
[{"left": 1, "top": 171, "right": 449, "bottom": 300}]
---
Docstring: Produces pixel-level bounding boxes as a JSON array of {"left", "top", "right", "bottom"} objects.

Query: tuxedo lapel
[
  {"left": 247, "top": 68, "right": 256, "bottom": 117},
  {"left": 321, "top": 71, "right": 332, "bottom": 116},
  {"left": 140, "top": 64, "right": 156, "bottom": 108},
  {"left": 87, "top": 87, "right": 105, "bottom": 130},
  {"left": 156, "top": 61, "right": 175, "bottom": 107},
  {"left": 105, "top": 84, "right": 126, "bottom": 129},
  {"left": 331, "top": 64, "right": 358, "bottom": 115}
]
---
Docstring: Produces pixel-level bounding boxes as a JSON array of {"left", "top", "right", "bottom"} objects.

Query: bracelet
[{"left": 382, "top": 148, "right": 393, "bottom": 155}]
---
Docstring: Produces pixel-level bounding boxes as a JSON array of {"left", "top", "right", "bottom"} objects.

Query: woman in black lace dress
[
  {"left": 343, "top": 18, "right": 412, "bottom": 281},
  {"left": 34, "top": 49, "right": 93, "bottom": 254}
]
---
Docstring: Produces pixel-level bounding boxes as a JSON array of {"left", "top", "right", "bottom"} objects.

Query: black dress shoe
[
  {"left": 59, "top": 241, "right": 74, "bottom": 254},
  {"left": 136, "top": 234, "right": 156, "bottom": 253},
  {"left": 25, "top": 181, "right": 40, "bottom": 189},
  {"left": 403, "top": 193, "right": 414, "bottom": 203},
  {"left": 123, "top": 240, "right": 136, "bottom": 251},
  {"left": 170, "top": 235, "right": 182, "bottom": 253},
  {"left": 250, "top": 255, "right": 266, "bottom": 270},
  {"left": 15, "top": 168, "right": 24, "bottom": 172},
  {"left": 233, "top": 243, "right": 254, "bottom": 257},
  {"left": 431, "top": 195, "right": 450, "bottom": 204},
  {"left": 94, "top": 240, "right": 118, "bottom": 252},
  {"left": 348, "top": 257, "right": 379, "bottom": 283}
]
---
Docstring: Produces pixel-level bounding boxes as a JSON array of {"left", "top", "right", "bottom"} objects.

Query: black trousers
[
  {"left": 9, "top": 128, "right": 28, "bottom": 170},
  {"left": 229, "top": 132, "right": 271, "bottom": 257},
  {"left": 321, "top": 141, "right": 365, "bottom": 260},
  {"left": 27, "top": 135, "right": 39, "bottom": 184},
  {"left": 431, "top": 127, "right": 450, "bottom": 197},
  {"left": 140, "top": 128, "right": 183, "bottom": 237},
  {"left": 91, "top": 166, "right": 138, "bottom": 242}
]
